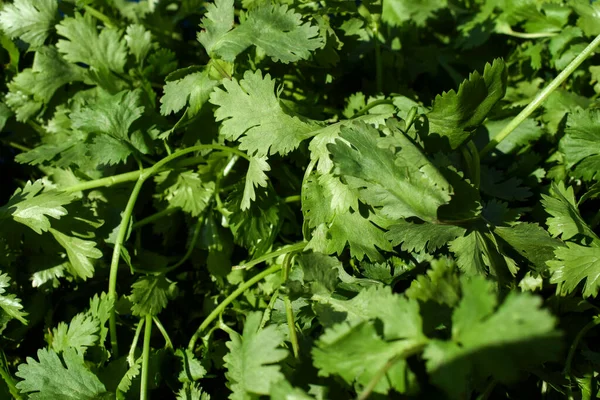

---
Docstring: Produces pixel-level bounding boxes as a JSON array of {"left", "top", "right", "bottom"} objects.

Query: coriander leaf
[
  {"left": 0, "top": 272, "right": 28, "bottom": 325},
  {"left": 176, "top": 349, "right": 207, "bottom": 383},
  {"left": 448, "top": 231, "right": 488, "bottom": 275},
  {"left": 56, "top": 13, "right": 127, "bottom": 73},
  {"left": 125, "top": 24, "right": 152, "bottom": 63},
  {"left": 382, "top": 0, "right": 447, "bottom": 27},
  {"left": 177, "top": 383, "right": 211, "bottom": 400},
  {"left": 0, "top": 180, "right": 73, "bottom": 234},
  {"left": 0, "top": 0, "right": 57, "bottom": 47},
  {"left": 328, "top": 121, "right": 452, "bottom": 222},
  {"left": 241, "top": 156, "right": 270, "bottom": 210},
  {"left": 87, "top": 292, "right": 113, "bottom": 344},
  {"left": 560, "top": 108, "right": 600, "bottom": 181},
  {"left": 541, "top": 182, "right": 597, "bottom": 241},
  {"left": 49, "top": 229, "right": 102, "bottom": 280},
  {"left": 424, "top": 276, "right": 561, "bottom": 399},
  {"left": 223, "top": 312, "right": 288, "bottom": 399},
  {"left": 70, "top": 89, "right": 144, "bottom": 141},
  {"left": 130, "top": 275, "right": 177, "bottom": 316},
  {"left": 405, "top": 259, "right": 461, "bottom": 307},
  {"left": 117, "top": 357, "right": 141, "bottom": 394},
  {"left": 386, "top": 220, "right": 465, "bottom": 253},
  {"left": 160, "top": 69, "right": 219, "bottom": 117},
  {"left": 197, "top": 0, "right": 238, "bottom": 58},
  {"left": 234, "top": 4, "right": 323, "bottom": 63},
  {"left": 51, "top": 313, "right": 99, "bottom": 355},
  {"left": 427, "top": 59, "right": 507, "bottom": 149},
  {"left": 494, "top": 223, "right": 562, "bottom": 270},
  {"left": 16, "top": 348, "right": 108, "bottom": 399},
  {"left": 313, "top": 321, "right": 414, "bottom": 395},
  {"left": 547, "top": 243, "right": 600, "bottom": 298},
  {"left": 210, "top": 69, "right": 320, "bottom": 157},
  {"left": 270, "top": 380, "right": 312, "bottom": 399},
  {"left": 325, "top": 211, "right": 392, "bottom": 262},
  {"left": 154, "top": 170, "right": 215, "bottom": 217},
  {"left": 88, "top": 135, "right": 133, "bottom": 166}
]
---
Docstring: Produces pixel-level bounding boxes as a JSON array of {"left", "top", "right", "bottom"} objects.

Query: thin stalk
[
  {"left": 108, "top": 178, "right": 145, "bottom": 356},
  {"left": 232, "top": 242, "right": 306, "bottom": 271},
  {"left": 282, "top": 253, "right": 299, "bottom": 358},
  {"left": 283, "top": 195, "right": 301, "bottom": 204},
  {"left": 356, "top": 342, "right": 427, "bottom": 400},
  {"left": 63, "top": 170, "right": 142, "bottom": 193},
  {"left": 498, "top": 25, "right": 558, "bottom": 39},
  {"left": 352, "top": 99, "right": 394, "bottom": 118},
  {"left": 140, "top": 314, "right": 153, "bottom": 400},
  {"left": 132, "top": 208, "right": 179, "bottom": 230},
  {"left": 2, "top": 141, "right": 30, "bottom": 152},
  {"left": 84, "top": 6, "right": 116, "bottom": 28},
  {"left": 481, "top": 33, "right": 600, "bottom": 157},
  {"left": 152, "top": 316, "right": 173, "bottom": 349},
  {"left": 188, "top": 264, "right": 283, "bottom": 351},
  {"left": 0, "top": 354, "right": 22, "bottom": 400},
  {"left": 128, "top": 319, "right": 145, "bottom": 367}
]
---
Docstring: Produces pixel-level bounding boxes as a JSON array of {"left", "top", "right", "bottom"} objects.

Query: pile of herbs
[{"left": 3, "top": 0, "right": 600, "bottom": 398}]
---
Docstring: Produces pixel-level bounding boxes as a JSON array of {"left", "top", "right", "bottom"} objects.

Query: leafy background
[{"left": 1, "top": 0, "right": 600, "bottom": 399}]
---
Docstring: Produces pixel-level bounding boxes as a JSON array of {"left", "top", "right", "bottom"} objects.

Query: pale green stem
[
  {"left": 128, "top": 319, "right": 145, "bottom": 367},
  {"left": 140, "top": 314, "right": 153, "bottom": 400},
  {"left": 283, "top": 195, "right": 301, "bottom": 204},
  {"left": 132, "top": 208, "right": 179, "bottom": 230},
  {"left": 232, "top": 242, "right": 307, "bottom": 271},
  {"left": 352, "top": 99, "right": 394, "bottom": 118},
  {"left": 188, "top": 264, "right": 283, "bottom": 351},
  {"left": 84, "top": 6, "right": 116, "bottom": 27},
  {"left": 480, "top": 33, "right": 600, "bottom": 157},
  {"left": 152, "top": 316, "right": 173, "bottom": 350}
]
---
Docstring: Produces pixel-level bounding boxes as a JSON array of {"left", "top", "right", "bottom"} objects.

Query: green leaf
[
  {"left": 386, "top": 220, "right": 465, "bottom": 253},
  {"left": 87, "top": 292, "right": 113, "bottom": 345},
  {"left": 223, "top": 312, "right": 288, "bottom": 398},
  {"left": 241, "top": 156, "right": 270, "bottom": 210},
  {"left": 405, "top": 259, "right": 461, "bottom": 307},
  {"left": 547, "top": 243, "right": 600, "bottom": 298},
  {"left": 197, "top": 0, "right": 238, "bottom": 58},
  {"left": 0, "top": 0, "right": 57, "bottom": 47},
  {"left": 16, "top": 348, "right": 108, "bottom": 399},
  {"left": 448, "top": 231, "right": 488, "bottom": 276},
  {"left": 50, "top": 313, "right": 99, "bottom": 355},
  {"left": 210, "top": 69, "right": 320, "bottom": 156},
  {"left": 541, "top": 182, "right": 597, "bottom": 241},
  {"left": 424, "top": 276, "right": 561, "bottom": 399},
  {"left": 427, "top": 59, "right": 507, "bottom": 149},
  {"left": 70, "top": 90, "right": 144, "bottom": 141},
  {"left": 56, "top": 13, "right": 127, "bottom": 73},
  {"left": 49, "top": 229, "right": 102, "bottom": 280},
  {"left": 560, "top": 108, "right": 600, "bottom": 181},
  {"left": 313, "top": 321, "right": 415, "bottom": 395},
  {"left": 494, "top": 223, "right": 562, "bottom": 270},
  {"left": 160, "top": 69, "right": 219, "bottom": 117},
  {"left": 130, "top": 275, "right": 178, "bottom": 316},
  {"left": 176, "top": 349, "right": 207, "bottom": 383},
  {"left": 0, "top": 180, "right": 73, "bottom": 234},
  {"left": 328, "top": 121, "right": 452, "bottom": 222},
  {"left": 177, "top": 383, "right": 211, "bottom": 400},
  {"left": 125, "top": 24, "right": 152, "bottom": 63},
  {"left": 154, "top": 170, "right": 215, "bottom": 217},
  {"left": 382, "top": 0, "right": 447, "bottom": 27},
  {"left": 0, "top": 272, "right": 28, "bottom": 326}
]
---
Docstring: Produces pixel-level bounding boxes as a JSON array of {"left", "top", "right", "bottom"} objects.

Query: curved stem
[
  {"left": 353, "top": 99, "right": 394, "bottom": 118},
  {"left": 188, "top": 264, "right": 283, "bottom": 351},
  {"left": 480, "top": 33, "right": 600, "bottom": 157},
  {"left": 108, "top": 178, "right": 145, "bottom": 356},
  {"left": 140, "top": 314, "right": 153, "bottom": 400},
  {"left": 132, "top": 208, "right": 179, "bottom": 230},
  {"left": 63, "top": 170, "right": 142, "bottom": 193},
  {"left": 84, "top": 6, "right": 117, "bottom": 28},
  {"left": 152, "top": 316, "right": 173, "bottom": 350},
  {"left": 232, "top": 242, "right": 306, "bottom": 271},
  {"left": 282, "top": 252, "right": 299, "bottom": 358},
  {"left": 128, "top": 319, "right": 145, "bottom": 367}
]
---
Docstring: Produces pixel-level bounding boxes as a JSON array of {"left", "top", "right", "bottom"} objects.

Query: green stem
[
  {"left": 352, "top": 99, "right": 394, "bottom": 118},
  {"left": 232, "top": 242, "right": 307, "bottom": 271},
  {"left": 2, "top": 141, "right": 31, "bottom": 152},
  {"left": 108, "top": 178, "right": 145, "bottom": 356},
  {"left": 152, "top": 316, "right": 173, "bottom": 349},
  {"left": 283, "top": 195, "right": 301, "bottom": 204},
  {"left": 132, "top": 208, "right": 179, "bottom": 230},
  {"left": 84, "top": 6, "right": 116, "bottom": 27},
  {"left": 140, "top": 314, "right": 153, "bottom": 400},
  {"left": 282, "top": 253, "right": 299, "bottom": 358},
  {"left": 63, "top": 170, "right": 142, "bottom": 193},
  {"left": 498, "top": 25, "right": 558, "bottom": 39},
  {"left": 128, "top": 319, "right": 145, "bottom": 367},
  {"left": 188, "top": 264, "right": 283, "bottom": 351},
  {"left": 480, "top": 33, "right": 600, "bottom": 157},
  {"left": 0, "top": 353, "right": 22, "bottom": 400}
]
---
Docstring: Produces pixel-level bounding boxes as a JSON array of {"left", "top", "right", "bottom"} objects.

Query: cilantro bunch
[{"left": 1, "top": 0, "right": 600, "bottom": 399}]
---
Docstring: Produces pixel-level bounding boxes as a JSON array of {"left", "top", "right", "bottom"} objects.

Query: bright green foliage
[
  {"left": 49, "top": 228, "right": 102, "bottom": 280},
  {"left": 548, "top": 243, "right": 600, "bottom": 298},
  {"left": 560, "top": 108, "right": 600, "bottom": 181},
  {"left": 210, "top": 70, "right": 320, "bottom": 156},
  {"left": 382, "top": 0, "right": 447, "bottom": 27},
  {"left": 130, "top": 275, "right": 178, "bottom": 316},
  {"left": 177, "top": 383, "right": 211, "bottom": 400},
  {"left": 0, "top": 0, "right": 57, "bottom": 47},
  {"left": 125, "top": 24, "right": 152, "bottom": 63},
  {"left": 427, "top": 59, "right": 507, "bottom": 149},
  {"left": 0, "top": 180, "right": 72, "bottom": 234},
  {"left": 160, "top": 69, "right": 219, "bottom": 117},
  {"left": 15, "top": 348, "right": 108, "bottom": 399},
  {"left": 50, "top": 313, "right": 99, "bottom": 355},
  {"left": 386, "top": 220, "right": 465, "bottom": 252},
  {"left": 223, "top": 312, "right": 288, "bottom": 398},
  {"left": 0, "top": 272, "right": 28, "bottom": 327},
  {"left": 154, "top": 170, "right": 215, "bottom": 216},
  {"left": 542, "top": 182, "right": 597, "bottom": 240},
  {"left": 242, "top": 156, "right": 270, "bottom": 210}
]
